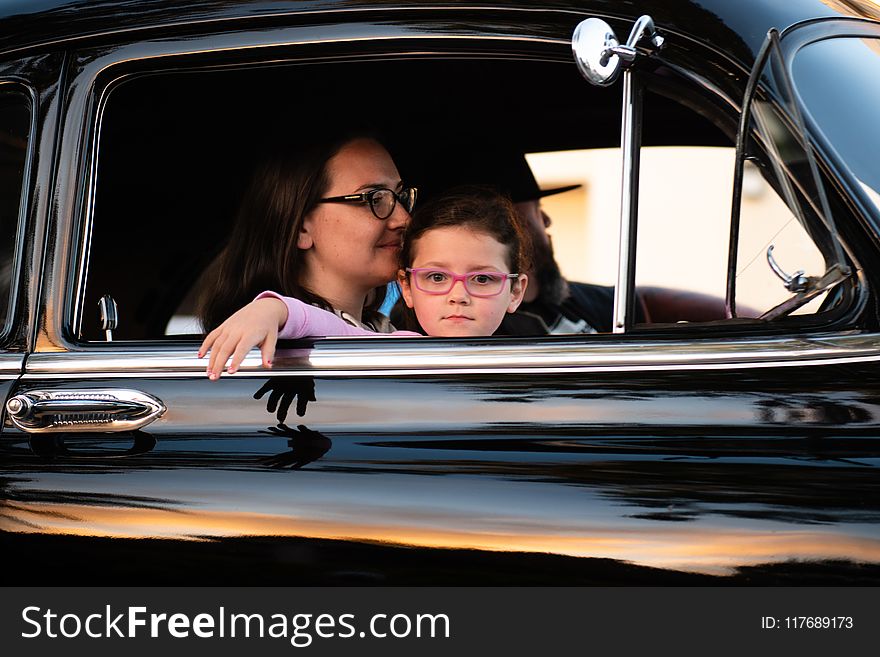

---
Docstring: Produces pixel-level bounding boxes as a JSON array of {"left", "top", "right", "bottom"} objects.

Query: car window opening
[{"left": 83, "top": 54, "right": 853, "bottom": 344}]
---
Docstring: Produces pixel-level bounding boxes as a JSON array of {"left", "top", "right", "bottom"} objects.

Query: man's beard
[{"left": 532, "top": 237, "right": 569, "bottom": 307}]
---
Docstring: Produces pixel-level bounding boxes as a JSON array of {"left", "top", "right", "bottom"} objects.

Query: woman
[{"left": 199, "top": 130, "right": 415, "bottom": 369}]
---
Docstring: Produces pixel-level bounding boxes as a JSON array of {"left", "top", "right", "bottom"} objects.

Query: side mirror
[
  {"left": 572, "top": 16, "right": 665, "bottom": 87},
  {"left": 571, "top": 18, "right": 624, "bottom": 86}
]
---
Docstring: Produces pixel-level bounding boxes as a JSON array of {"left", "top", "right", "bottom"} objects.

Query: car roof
[{"left": 1, "top": 0, "right": 878, "bottom": 61}]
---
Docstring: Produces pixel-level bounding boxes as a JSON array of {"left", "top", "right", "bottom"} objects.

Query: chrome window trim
[
  {"left": 23, "top": 332, "right": 880, "bottom": 378},
  {"left": 46, "top": 17, "right": 861, "bottom": 371},
  {"left": 53, "top": 17, "right": 750, "bottom": 351}
]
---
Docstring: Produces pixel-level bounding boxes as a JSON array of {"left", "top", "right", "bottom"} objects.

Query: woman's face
[
  {"left": 399, "top": 226, "right": 528, "bottom": 337},
  {"left": 298, "top": 138, "right": 410, "bottom": 306}
]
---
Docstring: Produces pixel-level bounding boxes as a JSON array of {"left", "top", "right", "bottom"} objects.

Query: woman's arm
[
  {"left": 198, "top": 291, "right": 418, "bottom": 379},
  {"left": 261, "top": 292, "right": 387, "bottom": 339},
  {"left": 258, "top": 291, "right": 419, "bottom": 339}
]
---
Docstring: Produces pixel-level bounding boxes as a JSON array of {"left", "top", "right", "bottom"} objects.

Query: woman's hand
[{"left": 198, "top": 297, "right": 288, "bottom": 379}]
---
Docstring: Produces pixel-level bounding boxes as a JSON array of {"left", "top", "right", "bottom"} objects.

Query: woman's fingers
[
  {"left": 199, "top": 326, "right": 229, "bottom": 378},
  {"left": 207, "top": 332, "right": 236, "bottom": 380},
  {"left": 197, "top": 328, "right": 219, "bottom": 359},
  {"left": 229, "top": 327, "right": 277, "bottom": 373},
  {"left": 227, "top": 329, "right": 263, "bottom": 374},
  {"left": 206, "top": 328, "right": 273, "bottom": 378},
  {"left": 261, "top": 330, "right": 277, "bottom": 369},
  {"left": 199, "top": 298, "right": 287, "bottom": 378}
]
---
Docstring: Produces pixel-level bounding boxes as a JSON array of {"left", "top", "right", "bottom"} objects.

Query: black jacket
[{"left": 497, "top": 282, "right": 644, "bottom": 335}]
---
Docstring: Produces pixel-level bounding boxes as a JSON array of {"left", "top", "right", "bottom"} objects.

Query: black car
[{"left": 2, "top": 0, "right": 880, "bottom": 584}]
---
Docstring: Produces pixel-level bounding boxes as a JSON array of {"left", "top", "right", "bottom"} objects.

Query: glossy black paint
[
  {"left": 1, "top": 0, "right": 876, "bottom": 60},
  {"left": 4, "top": 364, "right": 880, "bottom": 583},
  {"left": 2, "top": 0, "right": 880, "bottom": 584}
]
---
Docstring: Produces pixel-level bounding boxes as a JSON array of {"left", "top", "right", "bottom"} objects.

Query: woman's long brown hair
[{"left": 199, "top": 130, "right": 388, "bottom": 332}]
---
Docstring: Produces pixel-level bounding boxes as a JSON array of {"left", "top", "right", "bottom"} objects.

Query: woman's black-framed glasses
[{"left": 319, "top": 186, "right": 418, "bottom": 220}]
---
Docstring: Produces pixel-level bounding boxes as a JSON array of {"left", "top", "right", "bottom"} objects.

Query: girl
[{"left": 200, "top": 187, "right": 530, "bottom": 378}]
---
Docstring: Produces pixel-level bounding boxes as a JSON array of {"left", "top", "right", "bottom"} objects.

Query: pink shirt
[{"left": 255, "top": 291, "right": 420, "bottom": 338}]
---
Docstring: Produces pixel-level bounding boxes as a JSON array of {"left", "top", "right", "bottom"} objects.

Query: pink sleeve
[{"left": 254, "top": 291, "right": 420, "bottom": 338}]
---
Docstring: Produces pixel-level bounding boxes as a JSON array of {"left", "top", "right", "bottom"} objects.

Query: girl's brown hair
[
  {"left": 400, "top": 185, "right": 531, "bottom": 273},
  {"left": 396, "top": 186, "right": 530, "bottom": 333}
]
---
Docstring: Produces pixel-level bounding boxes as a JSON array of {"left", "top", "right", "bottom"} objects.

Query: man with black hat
[
  {"left": 500, "top": 188, "right": 615, "bottom": 334},
  {"left": 481, "top": 154, "right": 617, "bottom": 335}
]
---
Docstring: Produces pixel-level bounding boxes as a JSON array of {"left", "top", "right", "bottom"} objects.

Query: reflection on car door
[{"left": 6, "top": 337, "right": 880, "bottom": 583}]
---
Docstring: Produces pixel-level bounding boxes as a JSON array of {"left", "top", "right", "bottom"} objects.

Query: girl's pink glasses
[{"left": 406, "top": 267, "right": 519, "bottom": 297}]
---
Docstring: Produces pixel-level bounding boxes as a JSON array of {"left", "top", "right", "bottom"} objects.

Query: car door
[{"left": 3, "top": 10, "right": 880, "bottom": 584}]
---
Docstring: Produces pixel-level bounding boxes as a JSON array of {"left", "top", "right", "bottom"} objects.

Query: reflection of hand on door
[
  {"left": 261, "top": 424, "right": 332, "bottom": 469},
  {"left": 253, "top": 377, "right": 316, "bottom": 423}
]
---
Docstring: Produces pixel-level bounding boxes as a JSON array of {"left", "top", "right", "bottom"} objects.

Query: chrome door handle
[{"left": 6, "top": 389, "right": 165, "bottom": 433}]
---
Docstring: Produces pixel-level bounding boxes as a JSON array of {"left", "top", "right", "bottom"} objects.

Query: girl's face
[
  {"left": 298, "top": 138, "right": 410, "bottom": 304},
  {"left": 399, "top": 226, "right": 528, "bottom": 337}
]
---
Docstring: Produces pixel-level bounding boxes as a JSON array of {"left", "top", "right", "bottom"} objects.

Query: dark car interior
[{"left": 84, "top": 55, "right": 739, "bottom": 341}]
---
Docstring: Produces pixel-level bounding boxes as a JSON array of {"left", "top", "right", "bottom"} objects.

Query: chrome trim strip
[
  {"left": 0, "top": 353, "right": 24, "bottom": 376},
  {"left": 22, "top": 333, "right": 880, "bottom": 378}
]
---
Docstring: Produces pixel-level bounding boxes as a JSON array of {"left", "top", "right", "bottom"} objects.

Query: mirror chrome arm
[
  {"left": 572, "top": 15, "right": 664, "bottom": 333},
  {"left": 613, "top": 72, "right": 643, "bottom": 333}
]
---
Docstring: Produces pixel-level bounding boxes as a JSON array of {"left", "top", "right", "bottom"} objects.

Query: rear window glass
[{"left": 0, "top": 86, "right": 31, "bottom": 338}]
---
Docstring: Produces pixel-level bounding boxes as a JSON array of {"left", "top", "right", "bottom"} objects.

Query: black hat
[
  {"left": 416, "top": 147, "right": 581, "bottom": 204},
  {"left": 492, "top": 152, "right": 581, "bottom": 203}
]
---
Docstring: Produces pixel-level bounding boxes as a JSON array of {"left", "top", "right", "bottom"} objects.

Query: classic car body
[{"left": 2, "top": 0, "right": 880, "bottom": 584}]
